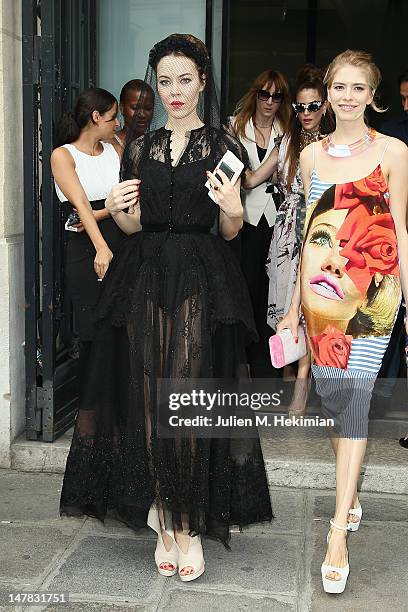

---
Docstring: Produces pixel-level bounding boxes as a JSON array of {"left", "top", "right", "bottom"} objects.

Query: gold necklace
[{"left": 299, "top": 127, "right": 322, "bottom": 153}]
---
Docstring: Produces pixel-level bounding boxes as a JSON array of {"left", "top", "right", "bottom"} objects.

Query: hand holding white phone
[{"left": 205, "top": 150, "right": 244, "bottom": 202}]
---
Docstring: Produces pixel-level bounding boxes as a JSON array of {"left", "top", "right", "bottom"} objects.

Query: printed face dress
[{"left": 302, "top": 163, "right": 401, "bottom": 438}]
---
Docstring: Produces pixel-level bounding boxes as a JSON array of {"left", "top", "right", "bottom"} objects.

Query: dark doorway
[
  {"left": 23, "top": 0, "right": 96, "bottom": 442},
  {"left": 227, "top": 0, "right": 407, "bottom": 122}
]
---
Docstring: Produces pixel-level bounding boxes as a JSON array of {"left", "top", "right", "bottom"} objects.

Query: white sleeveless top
[{"left": 54, "top": 141, "right": 120, "bottom": 202}]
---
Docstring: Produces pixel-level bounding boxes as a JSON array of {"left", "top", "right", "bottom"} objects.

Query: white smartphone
[
  {"left": 64, "top": 221, "right": 78, "bottom": 232},
  {"left": 205, "top": 150, "right": 244, "bottom": 202}
]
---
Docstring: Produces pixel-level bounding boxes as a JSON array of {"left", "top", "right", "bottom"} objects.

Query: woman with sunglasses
[
  {"left": 245, "top": 66, "right": 334, "bottom": 412},
  {"left": 230, "top": 70, "right": 291, "bottom": 377}
]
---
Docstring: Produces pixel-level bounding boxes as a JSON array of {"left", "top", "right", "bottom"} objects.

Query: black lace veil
[{"left": 121, "top": 33, "right": 222, "bottom": 179}]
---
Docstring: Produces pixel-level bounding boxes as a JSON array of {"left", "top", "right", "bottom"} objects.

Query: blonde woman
[{"left": 279, "top": 50, "right": 408, "bottom": 593}]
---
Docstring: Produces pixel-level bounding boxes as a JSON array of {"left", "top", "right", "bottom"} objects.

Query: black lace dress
[{"left": 60, "top": 125, "right": 273, "bottom": 545}]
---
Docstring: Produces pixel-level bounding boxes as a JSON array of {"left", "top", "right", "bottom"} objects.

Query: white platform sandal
[
  {"left": 177, "top": 535, "right": 205, "bottom": 582},
  {"left": 321, "top": 519, "right": 350, "bottom": 594},
  {"left": 347, "top": 505, "right": 362, "bottom": 532},
  {"left": 155, "top": 531, "right": 178, "bottom": 577}
]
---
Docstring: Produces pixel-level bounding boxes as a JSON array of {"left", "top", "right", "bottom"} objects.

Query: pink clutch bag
[{"left": 269, "top": 326, "right": 307, "bottom": 368}]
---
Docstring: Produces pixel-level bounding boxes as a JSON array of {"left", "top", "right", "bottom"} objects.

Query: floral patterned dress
[
  {"left": 302, "top": 145, "right": 401, "bottom": 438},
  {"left": 266, "top": 134, "right": 305, "bottom": 330}
]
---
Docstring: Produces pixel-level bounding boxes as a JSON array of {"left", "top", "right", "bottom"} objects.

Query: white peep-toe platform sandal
[
  {"left": 347, "top": 505, "right": 362, "bottom": 532},
  {"left": 155, "top": 531, "right": 178, "bottom": 577},
  {"left": 177, "top": 535, "right": 205, "bottom": 582},
  {"left": 321, "top": 519, "right": 350, "bottom": 594}
]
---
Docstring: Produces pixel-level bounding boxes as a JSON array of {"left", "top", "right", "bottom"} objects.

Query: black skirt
[
  {"left": 60, "top": 229, "right": 273, "bottom": 546},
  {"left": 64, "top": 199, "right": 125, "bottom": 341}
]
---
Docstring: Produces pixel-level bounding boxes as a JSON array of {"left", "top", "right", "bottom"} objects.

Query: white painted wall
[{"left": 0, "top": 0, "right": 25, "bottom": 467}]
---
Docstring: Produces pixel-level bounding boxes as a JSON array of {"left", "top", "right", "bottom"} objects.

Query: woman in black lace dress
[{"left": 60, "top": 34, "right": 272, "bottom": 582}]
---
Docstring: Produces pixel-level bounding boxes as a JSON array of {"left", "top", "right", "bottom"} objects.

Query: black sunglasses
[
  {"left": 257, "top": 90, "right": 284, "bottom": 103},
  {"left": 292, "top": 100, "right": 323, "bottom": 113}
]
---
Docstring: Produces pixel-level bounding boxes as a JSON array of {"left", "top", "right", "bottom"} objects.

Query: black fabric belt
[{"left": 142, "top": 224, "right": 211, "bottom": 234}]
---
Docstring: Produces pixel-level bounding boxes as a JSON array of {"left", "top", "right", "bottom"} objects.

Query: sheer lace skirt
[{"left": 60, "top": 234, "right": 272, "bottom": 545}]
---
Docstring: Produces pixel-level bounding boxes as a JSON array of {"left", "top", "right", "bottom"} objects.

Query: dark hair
[
  {"left": 398, "top": 70, "right": 408, "bottom": 86},
  {"left": 56, "top": 87, "right": 117, "bottom": 146},
  {"left": 148, "top": 33, "right": 210, "bottom": 79},
  {"left": 120, "top": 79, "right": 154, "bottom": 103},
  {"left": 285, "top": 65, "right": 334, "bottom": 190}
]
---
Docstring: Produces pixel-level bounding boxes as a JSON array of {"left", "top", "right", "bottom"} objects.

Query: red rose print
[
  {"left": 334, "top": 166, "right": 388, "bottom": 211},
  {"left": 336, "top": 204, "right": 399, "bottom": 294},
  {"left": 310, "top": 325, "right": 353, "bottom": 369}
]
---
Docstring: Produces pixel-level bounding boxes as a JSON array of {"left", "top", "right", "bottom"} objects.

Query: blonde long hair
[{"left": 233, "top": 70, "right": 291, "bottom": 140}]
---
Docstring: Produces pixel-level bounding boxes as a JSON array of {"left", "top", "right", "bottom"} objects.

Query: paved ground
[{"left": 0, "top": 471, "right": 407, "bottom": 611}]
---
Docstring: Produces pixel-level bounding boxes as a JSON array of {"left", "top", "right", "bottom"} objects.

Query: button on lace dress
[{"left": 59, "top": 125, "right": 273, "bottom": 545}]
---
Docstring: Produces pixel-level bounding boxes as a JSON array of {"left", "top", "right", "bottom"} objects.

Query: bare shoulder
[
  {"left": 299, "top": 140, "right": 317, "bottom": 172},
  {"left": 111, "top": 140, "right": 123, "bottom": 159},
  {"left": 51, "top": 146, "right": 74, "bottom": 167},
  {"left": 376, "top": 131, "right": 408, "bottom": 159}
]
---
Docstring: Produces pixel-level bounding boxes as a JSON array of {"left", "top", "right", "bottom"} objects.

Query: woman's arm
[
  {"left": 386, "top": 138, "right": 408, "bottom": 333},
  {"left": 276, "top": 146, "right": 313, "bottom": 338},
  {"left": 104, "top": 179, "right": 142, "bottom": 235},
  {"left": 93, "top": 208, "right": 110, "bottom": 222},
  {"left": 51, "top": 147, "right": 112, "bottom": 278},
  {"left": 71, "top": 207, "right": 110, "bottom": 232},
  {"left": 243, "top": 147, "right": 279, "bottom": 189},
  {"left": 206, "top": 170, "right": 243, "bottom": 240}
]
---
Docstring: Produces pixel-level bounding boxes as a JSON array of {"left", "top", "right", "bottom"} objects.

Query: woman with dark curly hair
[
  {"left": 266, "top": 65, "right": 334, "bottom": 414},
  {"left": 244, "top": 66, "right": 334, "bottom": 411},
  {"left": 59, "top": 34, "right": 272, "bottom": 582}
]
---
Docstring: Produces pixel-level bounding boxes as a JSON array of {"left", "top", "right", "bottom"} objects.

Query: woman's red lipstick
[{"left": 170, "top": 101, "right": 184, "bottom": 109}]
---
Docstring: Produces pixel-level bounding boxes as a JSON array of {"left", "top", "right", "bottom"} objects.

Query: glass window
[{"left": 97, "top": 0, "right": 206, "bottom": 102}]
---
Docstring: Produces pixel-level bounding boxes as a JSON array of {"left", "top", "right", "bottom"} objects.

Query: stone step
[{"left": 10, "top": 419, "right": 408, "bottom": 494}]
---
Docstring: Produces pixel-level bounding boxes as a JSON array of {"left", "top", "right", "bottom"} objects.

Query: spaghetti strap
[
  {"left": 113, "top": 133, "right": 125, "bottom": 149},
  {"left": 379, "top": 138, "right": 391, "bottom": 165}
]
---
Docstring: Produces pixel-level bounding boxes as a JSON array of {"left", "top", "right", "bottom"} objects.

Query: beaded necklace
[{"left": 299, "top": 127, "right": 322, "bottom": 153}]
